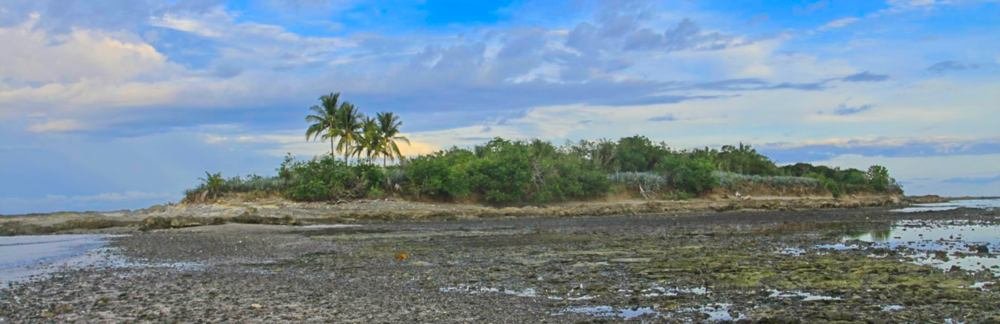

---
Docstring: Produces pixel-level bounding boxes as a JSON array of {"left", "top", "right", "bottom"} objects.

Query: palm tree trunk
[{"left": 330, "top": 138, "right": 336, "bottom": 159}]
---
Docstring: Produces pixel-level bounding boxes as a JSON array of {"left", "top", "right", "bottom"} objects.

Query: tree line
[{"left": 184, "top": 92, "right": 901, "bottom": 205}]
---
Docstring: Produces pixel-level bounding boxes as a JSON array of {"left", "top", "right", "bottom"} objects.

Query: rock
[
  {"left": 610, "top": 258, "right": 651, "bottom": 263},
  {"left": 53, "top": 304, "right": 74, "bottom": 314},
  {"left": 970, "top": 244, "right": 990, "bottom": 254},
  {"left": 410, "top": 261, "right": 434, "bottom": 267},
  {"left": 250, "top": 303, "right": 263, "bottom": 309}
]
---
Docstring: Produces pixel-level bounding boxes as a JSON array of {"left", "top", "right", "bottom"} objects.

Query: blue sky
[{"left": 1, "top": 0, "right": 998, "bottom": 214}]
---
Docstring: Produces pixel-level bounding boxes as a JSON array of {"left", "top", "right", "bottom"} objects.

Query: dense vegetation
[
  {"left": 404, "top": 139, "right": 609, "bottom": 204},
  {"left": 185, "top": 93, "right": 902, "bottom": 205}
]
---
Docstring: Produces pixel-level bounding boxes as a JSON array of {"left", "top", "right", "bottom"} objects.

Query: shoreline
[
  {"left": 2, "top": 205, "right": 997, "bottom": 322},
  {"left": 0, "top": 194, "right": 905, "bottom": 236}
]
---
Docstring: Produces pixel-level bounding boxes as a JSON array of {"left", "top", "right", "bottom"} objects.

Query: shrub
[
  {"left": 472, "top": 138, "right": 610, "bottom": 205},
  {"left": 715, "top": 171, "right": 822, "bottom": 193},
  {"left": 200, "top": 172, "right": 224, "bottom": 199},
  {"left": 466, "top": 154, "right": 532, "bottom": 204},
  {"left": 384, "top": 167, "right": 407, "bottom": 191},
  {"left": 184, "top": 171, "right": 288, "bottom": 202},
  {"left": 278, "top": 155, "right": 387, "bottom": 201},
  {"left": 400, "top": 138, "right": 610, "bottom": 205},
  {"left": 402, "top": 149, "right": 474, "bottom": 200},
  {"left": 805, "top": 172, "right": 843, "bottom": 197},
  {"left": 223, "top": 174, "right": 286, "bottom": 193},
  {"left": 655, "top": 156, "right": 718, "bottom": 194},
  {"left": 356, "top": 164, "right": 387, "bottom": 191},
  {"left": 781, "top": 162, "right": 900, "bottom": 194},
  {"left": 531, "top": 155, "right": 608, "bottom": 203}
]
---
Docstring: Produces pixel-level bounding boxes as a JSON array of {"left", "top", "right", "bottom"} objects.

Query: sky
[{"left": 0, "top": 0, "right": 998, "bottom": 214}]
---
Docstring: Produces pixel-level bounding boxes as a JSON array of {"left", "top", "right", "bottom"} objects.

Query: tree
[
  {"left": 592, "top": 140, "right": 617, "bottom": 171},
  {"left": 354, "top": 116, "right": 381, "bottom": 164},
  {"left": 375, "top": 112, "right": 411, "bottom": 166},
  {"left": 334, "top": 102, "right": 363, "bottom": 163},
  {"left": 304, "top": 92, "right": 342, "bottom": 156},
  {"left": 867, "top": 165, "right": 891, "bottom": 191},
  {"left": 715, "top": 142, "right": 777, "bottom": 175},
  {"left": 615, "top": 135, "right": 667, "bottom": 172}
]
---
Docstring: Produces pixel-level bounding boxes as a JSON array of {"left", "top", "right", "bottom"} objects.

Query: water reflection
[
  {"left": 844, "top": 226, "right": 891, "bottom": 242},
  {"left": 892, "top": 198, "right": 1000, "bottom": 213},
  {"left": 835, "top": 220, "right": 1000, "bottom": 274},
  {"left": 869, "top": 228, "right": 892, "bottom": 242},
  {"left": 561, "top": 306, "right": 658, "bottom": 319},
  {"left": 0, "top": 234, "right": 111, "bottom": 284}
]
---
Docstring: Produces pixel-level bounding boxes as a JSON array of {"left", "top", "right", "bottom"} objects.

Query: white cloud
[
  {"left": 876, "top": 0, "right": 998, "bottom": 16},
  {"left": 27, "top": 119, "right": 86, "bottom": 133},
  {"left": 0, "top": 14, "right": 168, "bottom": 84},
  {"left": 150, "top": 12, "right": 224, "bottom": 38},
  {"left": 763, "top": 136, "right": 997, "bottom": 149},
  {"left": 662, "top": 36, "right": 856, "bottom": 82},
  {"left": 0, "top": 13, "right": 188, "bottom": 123},
  {"left": 0, "top": 79, "right": 180, "bottom": 112},
  {"left": 820, "top": 17, "right": 860, "bottom": 30},
  {"left": 886, "top": 0, "right": 948, "bottom": 10},
  {"left": 0, "top": 8, "right": 361, "bottom": 125}
]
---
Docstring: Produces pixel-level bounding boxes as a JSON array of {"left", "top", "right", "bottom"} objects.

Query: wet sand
[{"left": 2, "top": 206, "right": 998, "bottom": 322}]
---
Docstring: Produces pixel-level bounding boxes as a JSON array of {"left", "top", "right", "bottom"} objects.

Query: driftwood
[{"left": 639, "top": 184, "right": 651, "bottom": 199}]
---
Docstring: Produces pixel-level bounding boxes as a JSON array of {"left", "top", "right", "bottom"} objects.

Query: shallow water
[
  {"left": 688, "top": 303, "right": 745, "bottom": 321},
  {"left": 892, "top": 198, "right": 1000, "bottom": 213},
  {"left": 0, "top": 234, "right": 205, "bottom": 285},
  {"left": 561, "top": 305, "right": 658, "bottom": 319},
  {"left": 640, "top": 285, "right": 709, "bottom": 297},
  {"left": 0, "top": 234, "right": 111, "bottom": 284},
  {"left": 438, "top": 285, "right": 538, "bottom": 297},
  {"left": 768, "top": 289, "right": 841, "bottom": 301},
  {"left": 299, "top": 224, "right": 363, "bottom": 229},
  {"left": 837, "top": 220, "right": 1000, "bottom": 274}
]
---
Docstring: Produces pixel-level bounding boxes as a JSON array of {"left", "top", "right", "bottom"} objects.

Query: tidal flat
[{"left": 2, "top": 206, "right": 998, "bottom": 322}]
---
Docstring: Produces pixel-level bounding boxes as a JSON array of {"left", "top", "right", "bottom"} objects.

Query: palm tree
[
  {"left": 355, "top": 116, "right": 382, "bottom": 164},
  {"left": 305, "top": 93, "right": 341, "bottom": 156},
  {"left": 334, "top": 102, "right": 363, "bottom": 163},
  {"left": 375, "top": 112, "right": 410, "bottom": 166}
]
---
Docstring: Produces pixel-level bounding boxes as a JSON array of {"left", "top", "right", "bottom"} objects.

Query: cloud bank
[{"left": 1, "top": 0, "right": 998, "bottom": 213}]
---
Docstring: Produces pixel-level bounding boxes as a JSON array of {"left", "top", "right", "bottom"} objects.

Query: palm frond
[{"left": 305, "top": 123, "right": 325, "bottom": 141}]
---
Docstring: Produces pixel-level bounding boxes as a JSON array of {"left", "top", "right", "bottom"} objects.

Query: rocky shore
[
  {"left": 0, "top": 194, "right": 903, "bottom": 235},
  {"left": 2, "top": 204, "right": 998, "bottom": 322}
]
